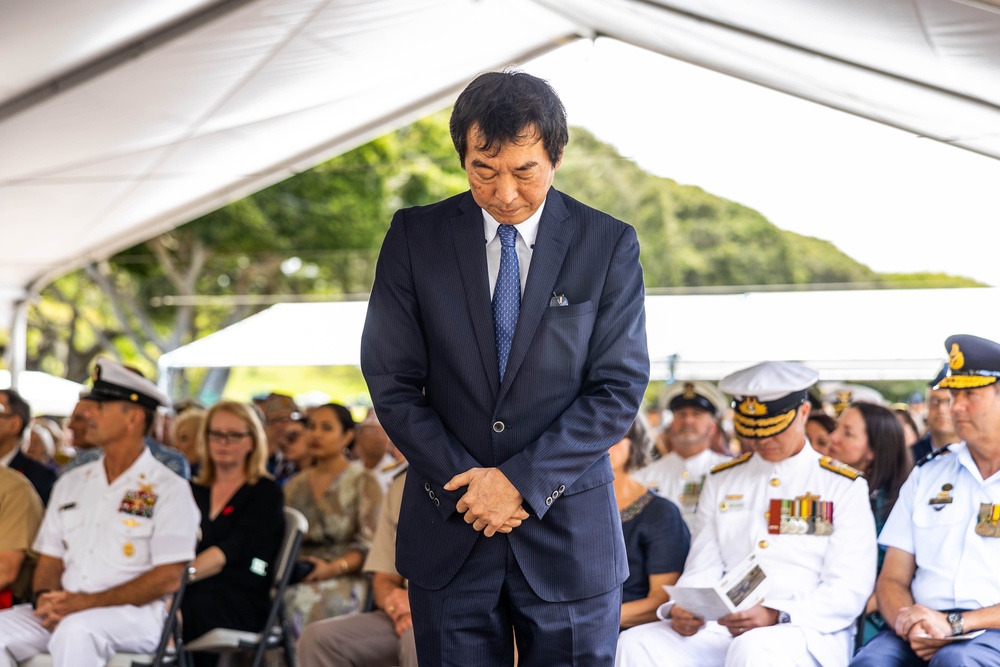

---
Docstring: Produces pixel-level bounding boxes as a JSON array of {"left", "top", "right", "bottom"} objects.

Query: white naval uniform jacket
[
  {"left": 679, "top": 444, "right": 877, "bottom": 666},
  {"left": 634, "top": 449, "right": 732, "bottom": 530},
  {"left": 34, "top": 448, "right": 199, "bottom": 594}
]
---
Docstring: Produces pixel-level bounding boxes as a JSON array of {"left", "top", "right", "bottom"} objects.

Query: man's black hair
[{"left": 450, "top": 70, "right": 568, "bottom": 167}]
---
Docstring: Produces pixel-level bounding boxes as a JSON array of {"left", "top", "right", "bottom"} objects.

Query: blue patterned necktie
[{"left": 493, "top": 224, "right": 520, "bottom": 382}]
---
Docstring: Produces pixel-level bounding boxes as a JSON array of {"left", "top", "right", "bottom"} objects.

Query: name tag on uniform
[
  {"left": 928, "top": 483, "right": 954, "bottom": 511},
  {"left": 719, "top": 494, "right": 744, "bottom": 512}
]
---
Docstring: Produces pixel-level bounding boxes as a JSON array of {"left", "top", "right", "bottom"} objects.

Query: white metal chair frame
[
  {"left": 182, "top": 506, "right": 308, "bottom": 667},
  {"left": 18, "top": 564, "right": 191, "bottom": 667}
]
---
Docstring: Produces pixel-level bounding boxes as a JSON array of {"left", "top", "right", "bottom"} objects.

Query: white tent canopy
[
  {"left": 158, "top": 288, "right": 1000, "bottom": 393},
  {"left": 5, "top": 0, "right": 1000, "bottom": 330},
  {"left": 0, "top": 370, "right": 85, "bottom": 416}
]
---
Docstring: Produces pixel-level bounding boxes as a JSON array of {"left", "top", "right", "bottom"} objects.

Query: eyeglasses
[{"left": 207, "top": 430, "right": 251, "bottom": 444}]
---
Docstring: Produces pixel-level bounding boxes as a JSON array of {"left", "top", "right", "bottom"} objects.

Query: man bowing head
[{"left": 361, "top": 70, "right": 650, "bottom": 666}]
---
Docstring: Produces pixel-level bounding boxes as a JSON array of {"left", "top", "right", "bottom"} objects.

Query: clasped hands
[
  {"left": 895, "top": 604, "right": 954, "bottom": 660},
  {"left": 671, "top": 602, "right": 778, "bottom": 638},
  {"left": 444, "top": 467, "right": 529, "bottom": 537},
  {"left": 34, "top": 591, "right": 89, "bottom": 632}
]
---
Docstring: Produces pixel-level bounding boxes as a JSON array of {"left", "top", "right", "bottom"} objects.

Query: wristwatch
[{"left": 947, "top": 611, "right": 964, "bottom": 636}]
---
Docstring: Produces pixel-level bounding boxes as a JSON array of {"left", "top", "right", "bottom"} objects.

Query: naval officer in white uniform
[
  {"left": 634, "top": 381, "right": 731, "bottom": 530},
  {"left": 0, "top": 358, "right": 198, "bottom": 667},
  {"left": 617, "top": 361, "right": 876, "bottom": 667}
]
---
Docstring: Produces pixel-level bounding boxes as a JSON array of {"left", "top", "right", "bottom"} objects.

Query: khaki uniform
[
  {"left": 297, "top": 468, "right": 417, "bottom": 667},
  {"left": 0, "top": 467, "right": 44, "bottom": 602}
]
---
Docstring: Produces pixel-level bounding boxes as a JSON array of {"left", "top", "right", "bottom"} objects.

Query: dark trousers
[
  {"left": 851, "top": 627, "right": 1000, "bottom": 667},
  {"left": 408, "top": 533, "right": 620, "bottom": 667}
]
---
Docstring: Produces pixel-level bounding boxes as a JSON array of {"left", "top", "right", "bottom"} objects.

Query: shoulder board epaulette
[
  {"left": 917, "top": 445, "right": 953, "bottom": 467},
  {"left": 819, "top": 456, "right": 862, "bottom": 480},
  {"left": 711, "top": 452, "right": 753, "bottom": 475}
]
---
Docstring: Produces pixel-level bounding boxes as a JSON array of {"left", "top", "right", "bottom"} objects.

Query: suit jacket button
[
  {"left": 433, "top": 498, "right": 440, "bottom": 507},
  {"left": 424, "top": 482, "right": 431, "bottom": 492},
  {"left": 428, "top": 490, "right": 436, "bottom": 499},
  {"left": 557, "top": 485, "right": 565, "bottom": 494},
  {"left": 493, "top": 421, "right": 505, "bottom": 433},
  {"left": 545, "top": 496, "right": 553, "bottom": 506}
]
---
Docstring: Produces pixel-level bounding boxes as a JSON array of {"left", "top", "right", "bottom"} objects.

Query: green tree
[{"left": 25, "top": 117, "right": 983, "bottom": 395}]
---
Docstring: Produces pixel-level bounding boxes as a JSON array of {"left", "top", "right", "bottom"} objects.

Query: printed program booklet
[{"left": 662, "top": 552, "right": 769, "bottom": 621}]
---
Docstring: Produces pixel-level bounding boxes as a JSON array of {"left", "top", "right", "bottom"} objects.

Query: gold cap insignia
[
  {"left": 949, "top": 343, "right": 965, "bottom": 370},
  {"left": 738, "top": 397, "right": 768, "bottom": 417},
  {"left": 682, "top": 383, "right": 697, "bottom": 400},
  {"left": 130, "top": 393, "right": 139, "bottom": 402}
]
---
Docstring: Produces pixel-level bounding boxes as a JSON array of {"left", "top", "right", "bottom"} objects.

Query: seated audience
[
  {"left": 634, "top": 381, "right": 730, "bottom": 530},
  {"left": 283, "top": 403, "right": 382, "bottom": 633},
  {"left": 613, "top": 415, "right": 690, "bottom": 629},
  {"left": 0, "top": 466, "right": 44, "bottom": 609},
  {"left": 62, "top": 366, "right": 190, "bottom": 480},
  {"left": 909, "top": 364, "right": 958, "bottom": 462},
  {"left": 827, "top": 401, "right": 911, "bottom": 643},
  {"left": 851, "top": 335, "right": 1000, "bottom": 666},
  {"left": 298, "top": 465, "right": 415, "bottom": 667},
  {"left": 276, "top": 416, "right": 311, "bottom": 487},
  {"left": 0, "top": 358, "right": 198, "bottom": 665},
  {"left": 170, "top": 407, "right": 206, "bottom": 479},
  {"left": 159, "top": 398, "right": 205, "bottom": 450},
  {"left": 353, "top": 415, "right": 401, "bottom": 493},
  {"left": 0, "top": 390, "right": 56, "bottom": 505},
  {"left": 894, "top": 408, "right": 922, "bottom": 450},
  {"left": 64, "top": 398, "right": 97, "bottom": 453},
  {"left": 261, "top": 392, "right": 300, "bottom": 479},
  {"left": 806, "top": 412, "right": 837, "bottom": 456},
  {"left": 182, "top": 401, "right": 284, "bottom": 667},
  {"left": 24, "top": 421, "right": 59, "bottom": 471},
  {"left": 617, "top": 361, "right": 876, "bottom": 667}
]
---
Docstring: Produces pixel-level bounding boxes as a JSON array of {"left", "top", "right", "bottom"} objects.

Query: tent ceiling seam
[
  {"left": 577, "top": 0, "right": 1000, "bottom": 113},
  {"left": 0, "top": 0, "right": 266, "bottom": 123}
]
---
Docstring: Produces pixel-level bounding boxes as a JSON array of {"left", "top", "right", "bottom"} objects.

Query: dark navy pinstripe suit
[{"left": 361, "top": 187, "right": 649, "bottom": 664}]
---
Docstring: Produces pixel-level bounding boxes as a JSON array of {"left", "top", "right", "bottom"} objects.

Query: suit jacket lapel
[
  {"left": 499, "top": 189, "right": 574, "bottom": 402},
  {"left": 451, "top": 193, "right": 500, "bottom": 396}
]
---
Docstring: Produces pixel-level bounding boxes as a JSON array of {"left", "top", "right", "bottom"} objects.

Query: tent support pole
[{"left": 7, "top": 299, "right": 29, "bottom": 389}]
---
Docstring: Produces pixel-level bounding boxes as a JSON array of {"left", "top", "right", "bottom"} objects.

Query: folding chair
[
  {"left": 183, "top": 506, "right": 307, "bottom": 667},
  {"left": 19, "top": 564, "right": 191, "bottom": 667}
]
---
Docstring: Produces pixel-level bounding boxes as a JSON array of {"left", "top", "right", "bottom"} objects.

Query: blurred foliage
[{"left": 26, "top": 114, "right": 983, "bottom": 400}]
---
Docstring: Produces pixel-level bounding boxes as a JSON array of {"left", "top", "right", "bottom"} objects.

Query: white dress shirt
[
  {"left": 483, "top": 201, "right": 545, "bottom": 298},
  {"left": 879, "top": 441, "right": 1000, "bottom": 611}
]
